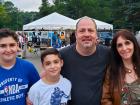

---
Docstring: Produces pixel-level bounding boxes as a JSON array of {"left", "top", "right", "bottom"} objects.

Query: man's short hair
[{"left": 76, "top": 16, "right": 97, "bottom": 31}]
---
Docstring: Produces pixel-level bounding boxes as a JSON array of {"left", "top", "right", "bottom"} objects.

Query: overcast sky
[{"left": 6, "top": 0, "right": 53, "bottom": 12}]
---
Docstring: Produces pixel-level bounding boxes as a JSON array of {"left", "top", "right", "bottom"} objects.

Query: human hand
[
  {"left": 40, "top": 70, "right": 47, "bottom": 78},
  {"left": 26, "top": 97, "right": 33, "bottom": 105}
]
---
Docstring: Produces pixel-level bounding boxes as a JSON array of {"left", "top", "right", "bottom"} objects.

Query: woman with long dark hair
[{"left": 101, "top": 29, "right": 140, "bottom": 105}]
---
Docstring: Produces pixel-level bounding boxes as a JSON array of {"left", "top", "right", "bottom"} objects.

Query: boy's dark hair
[
  {"left": 41, "top": 48, "right": 62, "bottom": 64},
  {"left": 0, "top": 28, "right": 18, "bottom": 42}
]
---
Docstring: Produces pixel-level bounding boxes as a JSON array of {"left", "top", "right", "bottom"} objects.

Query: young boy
[
  {"left": 28, "top": 48, "right": 71, "bottom": 105},
  {"left": 0, "top": 28, "right": 40, "bottom": 105}
]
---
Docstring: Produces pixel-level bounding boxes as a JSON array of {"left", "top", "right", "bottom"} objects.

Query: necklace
[
  {"left": 124, "top": 65, "right": 137, "bottom": 83},
  {"left": 125, "top": 71, "right": 138, "bottom": 82},
  {"left": 124, "top": 65, "right": 136, "bottom": 74},
  {"left": 124, "top": 67, "right": 133, "bottom": 73}
]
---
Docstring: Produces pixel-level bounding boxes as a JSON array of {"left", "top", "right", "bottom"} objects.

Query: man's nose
[{"left": 84, "top": 30, "right": 90, "bottom": 36}]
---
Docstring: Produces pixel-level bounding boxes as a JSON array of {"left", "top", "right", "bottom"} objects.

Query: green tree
[
  {"left": 39, "top": 0, "right": 54, "bottom": 17},
  {"left": 111, "top": 0, "right": 140, "bottom": 31},
  {"left": 0, "top": 4, "right": 10, "bottom": 28},
  {"left": 3, "top": 1, "right": 19, "bottom": 30}
]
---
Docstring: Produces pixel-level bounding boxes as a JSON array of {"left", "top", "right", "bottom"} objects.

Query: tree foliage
[
  {"left": 0, "top": 4, "right": 10, "bottom": 28},
  {"left": 0, "top": 1, "right": 39, "bottom": 30},
  {"left": 0, "top": 0, "right": 139, "bottom": 32}
]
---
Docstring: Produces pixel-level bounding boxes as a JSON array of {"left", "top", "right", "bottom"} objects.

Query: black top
[{"left": 60, "top": 44, "right": 110, "bottom": 105}]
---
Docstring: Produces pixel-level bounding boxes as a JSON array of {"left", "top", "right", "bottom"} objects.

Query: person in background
[
  {"left": 56, "top": 34, "right": 62, "bottom": 48},
  {"left": 59, "top": 17, "right": 110, "bottom": 105},
  {"left": 101, "top": 29, "right": 140, "bottom": 105},
  {"left": 0, "top": 28, "right": 40, "bottom": 105},
  {"left": 60, "top": 32, "right": 66, "bottom": 47},
  {"left": 105, "top": 37, "right": 111, "bottom": 46},
  {"left": 70, "top": 32, "right": 76, "bottom": 45},
  {"left": 28, "top": 48, "right": 71, "bottom": 105},
  {"left": 52, "top": 31, "right": 58, "bottom": 48}
]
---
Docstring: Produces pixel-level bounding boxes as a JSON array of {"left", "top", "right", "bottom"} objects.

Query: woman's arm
[{"left": 101, "top": 68, "right": 113, "bottom": 105}]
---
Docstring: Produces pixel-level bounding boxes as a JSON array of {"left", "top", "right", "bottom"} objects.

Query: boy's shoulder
[
  {"left": 60, "top": 75, "right": 72, "bottom": 87},
  {"left": 16, "top": 57, "right": 34, "bottom": 66},
  {"left": 29, "top": 79, "right": 42, "bottom": 91},
  {"left": 16, "top": 57, "right": 38, "bottom": 74}
]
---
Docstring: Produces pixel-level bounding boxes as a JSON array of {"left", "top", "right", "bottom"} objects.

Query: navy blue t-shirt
[{"left": 60, "top": 44, "right": 110, "bottom": 105}]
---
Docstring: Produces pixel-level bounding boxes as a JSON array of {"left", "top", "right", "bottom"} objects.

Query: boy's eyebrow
[
  {"left": 0, "top": 43, "right": 17, "bottom": 45},
  {"left": 0, "top": 43, "right": 17, "bottom": 46}
]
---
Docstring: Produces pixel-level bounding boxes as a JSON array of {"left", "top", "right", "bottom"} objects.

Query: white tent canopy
[
  {"left": 75, "top": 16, "right": 113, "bottom": 30},
  {"left": 23, "top": 12, "right": 76, "bottom": 30},
  {"left": 93, "top": 19, "right": 113, "bottom": 30},
  {"left": 23, "top": 13, "right": 113, "bottom": 31}
]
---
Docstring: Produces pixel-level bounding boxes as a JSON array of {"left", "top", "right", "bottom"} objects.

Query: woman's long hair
[{"left": 109, "top": 29, "right": 140, "bottom": 95}]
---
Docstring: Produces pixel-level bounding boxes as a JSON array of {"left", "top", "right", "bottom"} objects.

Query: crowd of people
[
  {"left": 30, "top": 31, "right": 67, "bottom": 48},
  {"left": 0, "top": 16, "right": 140, "bottom": 105}
]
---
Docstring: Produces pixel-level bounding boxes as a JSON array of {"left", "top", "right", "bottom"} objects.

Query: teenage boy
[
  {"left": 28, "top": 48, "right": 71, "bottom": 105},
  {"left": 0, "top": 28, "right": 40, "bottom": 105}
]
